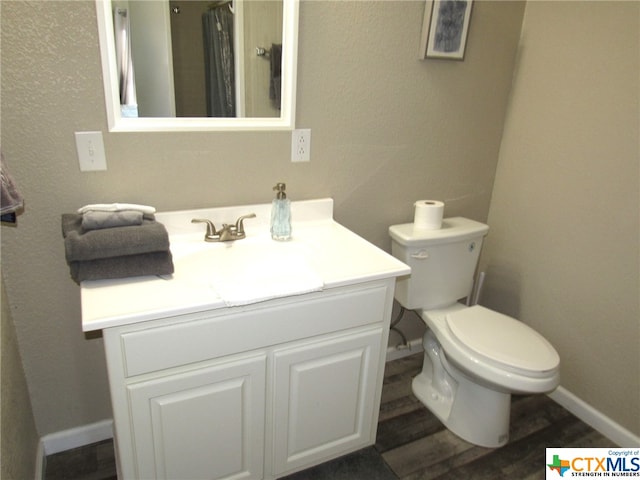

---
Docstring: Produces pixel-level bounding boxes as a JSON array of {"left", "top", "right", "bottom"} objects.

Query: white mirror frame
[{"left": 95, "top": 0, "right": 298, "bottom": 132}]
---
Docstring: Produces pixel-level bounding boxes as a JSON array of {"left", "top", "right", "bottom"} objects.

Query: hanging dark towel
[
  {"left": 269, "top": 43, "right": 282, "bottom": 110},
  {"left": 1, "top": 151, "right": 24, "bottom": 223}
]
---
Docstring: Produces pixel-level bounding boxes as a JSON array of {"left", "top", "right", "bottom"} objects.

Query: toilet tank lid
[{"left": 389, "top": 217, "right": 489, "bottom": 247}]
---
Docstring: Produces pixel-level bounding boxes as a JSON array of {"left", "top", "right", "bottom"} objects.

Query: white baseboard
[
  {"left": 36, "top": 419, "right": 114, "bottom": 479},
  {"left": 548, "top": 386, "right": 640, "bottom": 447},
  {"left": 386, "top": 337, "right": 424, "bottom": 362},
  {"left": 34, "top": 441, "right": 44, "bottom": 480},
  {"left": 40, "top": 418, "right": 113, "bottom": 455}
]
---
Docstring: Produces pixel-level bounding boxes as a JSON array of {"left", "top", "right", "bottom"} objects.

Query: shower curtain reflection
[
  {"left": 202, "top": 4, "right": 236, "bottom": 117},
  {"left": 114, "top": 8, "right": 138, "bottom": 117}
]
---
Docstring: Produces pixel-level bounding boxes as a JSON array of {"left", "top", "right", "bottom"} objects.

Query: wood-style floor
[{"left": 44, "top": 352, "right": 616, "bottom": 480}]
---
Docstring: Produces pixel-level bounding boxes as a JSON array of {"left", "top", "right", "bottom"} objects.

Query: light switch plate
[{"left": 75, "top": 131, "right": 107, "bottom": 172}]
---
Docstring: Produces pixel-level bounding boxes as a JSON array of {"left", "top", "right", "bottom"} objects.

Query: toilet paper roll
[{"left": 413, "top": 200, "right": 444, "bottom": 230}]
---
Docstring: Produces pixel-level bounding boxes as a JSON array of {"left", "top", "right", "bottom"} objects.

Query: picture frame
[{"left": 419, "top": 0, "right": 473, "bottom": 60}]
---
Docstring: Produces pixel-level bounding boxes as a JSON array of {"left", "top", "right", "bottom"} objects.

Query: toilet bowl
[
  {"left": 389, "top": 217, "right": 560, "bottom": 448},
  {"left": 412, "top": 303, "right": 560, "bottom": 447}
]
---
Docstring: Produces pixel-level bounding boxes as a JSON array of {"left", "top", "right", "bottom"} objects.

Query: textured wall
[
  {"left": 1, "top": 1, "right": 525, "bottom": 435},
  {"left": 481, "top": 1, "right": 640, "bottom": 436},
  {"left": 1, "top": 275, "right": 39, "bottom": 480}
]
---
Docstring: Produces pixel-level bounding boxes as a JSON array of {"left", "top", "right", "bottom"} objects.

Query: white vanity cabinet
[
  {"left": 82, "top": 199, "right": 411, "bottom": 479},
  {"left": 102, "top": 279, "right": 394, "bottom": 479}
]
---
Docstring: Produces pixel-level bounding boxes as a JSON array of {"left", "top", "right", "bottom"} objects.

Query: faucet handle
[
  {"left": 191, "top": 218, "right": 219, "bottom": 241},
  {"left": 218, "top": 223, "right": 234, "bottom": 242},
  {"left": 234, "top": 213, "right": 256, "bottom": 236}
]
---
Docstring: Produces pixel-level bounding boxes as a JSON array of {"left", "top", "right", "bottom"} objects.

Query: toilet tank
[{"left": 389, "top": 217, "right": 489, "bottom": 310}]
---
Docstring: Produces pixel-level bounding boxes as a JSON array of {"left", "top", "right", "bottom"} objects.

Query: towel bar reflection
[{"left": 256, "top": 47, "right": 271, "bottom": 59}]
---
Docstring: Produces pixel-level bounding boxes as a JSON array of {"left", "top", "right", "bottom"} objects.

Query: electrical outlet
[
  {"left": 75, "top": 131, "right": 107, "bottom": 172},
  {"left": 291, "top": 128, "right": 311, "bottom": 162}
]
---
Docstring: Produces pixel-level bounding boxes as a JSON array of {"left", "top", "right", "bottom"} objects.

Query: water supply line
[
  {"left": 467, "top": 271, "right": 486, "bottom": 306},
  {"left": 390, "top": 306, "right": 409, "bottom": 350}
]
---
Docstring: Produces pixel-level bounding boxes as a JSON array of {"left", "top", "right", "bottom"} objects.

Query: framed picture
[{"left": 419, "top": 0, "right": 473, "bottom": 60}]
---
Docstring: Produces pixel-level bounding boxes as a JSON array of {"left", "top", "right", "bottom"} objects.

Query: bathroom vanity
[{"left": 81, "top": 199, "right": 409, "bottom": 479}]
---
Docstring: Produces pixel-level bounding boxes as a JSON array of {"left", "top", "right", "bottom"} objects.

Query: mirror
[{"left": 95, "top": 0, "right": 298, "bottom": 131}]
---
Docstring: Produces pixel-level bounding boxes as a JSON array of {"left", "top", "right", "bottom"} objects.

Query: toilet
[{"left": 389, "top": 217, "right": 560, "bottom": 448}]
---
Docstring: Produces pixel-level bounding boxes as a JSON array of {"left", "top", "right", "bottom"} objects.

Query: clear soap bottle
[{"left": 271, "top": 183, "right": 291, "bottom": 241}]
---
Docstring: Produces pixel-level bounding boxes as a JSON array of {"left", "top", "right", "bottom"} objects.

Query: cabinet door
[
  {"left": 272, "top": 328, "right": 383, "bottom": 476},
  {"left": 127, "top": 353, "right": 266, "bottom": 480}
]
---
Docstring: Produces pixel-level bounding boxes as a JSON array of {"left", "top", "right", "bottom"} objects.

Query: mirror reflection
[
  {"left": 95, "top": 0, "right": 298, "bottom": 131},
  {"left": 113, "top": 0, "right": 282, "bottom": 118}
]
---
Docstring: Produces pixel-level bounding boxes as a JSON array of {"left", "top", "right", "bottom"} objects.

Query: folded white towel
[{"left": 77, "top": 203, "right": 156, "bottom": 215}]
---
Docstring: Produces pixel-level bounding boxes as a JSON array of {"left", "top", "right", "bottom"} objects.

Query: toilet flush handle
[{"left": 411, "top": 250, "right": 429, "bottom": 260}]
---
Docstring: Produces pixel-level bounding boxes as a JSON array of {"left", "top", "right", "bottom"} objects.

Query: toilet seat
[
  {"left": 421, "top": 304, "right": 560, "bottom": 393},
  {"left": 445, "top": 306, "right": 560, "bottom": 377}
]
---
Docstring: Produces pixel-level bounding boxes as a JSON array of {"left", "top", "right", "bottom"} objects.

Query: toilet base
[{"left": 412, "top": 331, "right": 511, "bottom": 448}]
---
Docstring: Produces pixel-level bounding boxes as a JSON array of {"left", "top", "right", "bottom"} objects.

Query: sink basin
[{"left": 171, "top": 234, "right": 324, "bottom": 306}]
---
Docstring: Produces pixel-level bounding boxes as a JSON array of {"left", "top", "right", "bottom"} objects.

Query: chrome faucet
[{"left": 191, "top": 213, "right": 256, "bottom": 242}]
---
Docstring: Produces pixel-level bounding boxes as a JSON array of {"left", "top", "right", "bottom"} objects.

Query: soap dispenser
[{"left": 271, "top": 182, "right": 291, "bottom": 241}]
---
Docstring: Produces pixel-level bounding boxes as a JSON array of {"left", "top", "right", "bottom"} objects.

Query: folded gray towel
[
  {"left": 62, "top": 214, "right": 170, "bottom": 262},
  {"left": 68, "top": 251, "right": 174, "bottom": 283},
  {"left": 81, "top": 210, "right": 155, "bottom": 230}
]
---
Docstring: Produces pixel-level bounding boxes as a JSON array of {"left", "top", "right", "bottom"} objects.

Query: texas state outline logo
[{"left": 546, "top": 448, "right": 640, "bottom": 478}]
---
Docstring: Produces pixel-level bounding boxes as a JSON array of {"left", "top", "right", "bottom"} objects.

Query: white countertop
[{"left": 81, "top": 199, "right": 410, "bottom": 331}]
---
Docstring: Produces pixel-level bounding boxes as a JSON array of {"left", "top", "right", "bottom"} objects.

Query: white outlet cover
[{"left": 291, "top": 128, "right": 311, "bottom": 162}]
